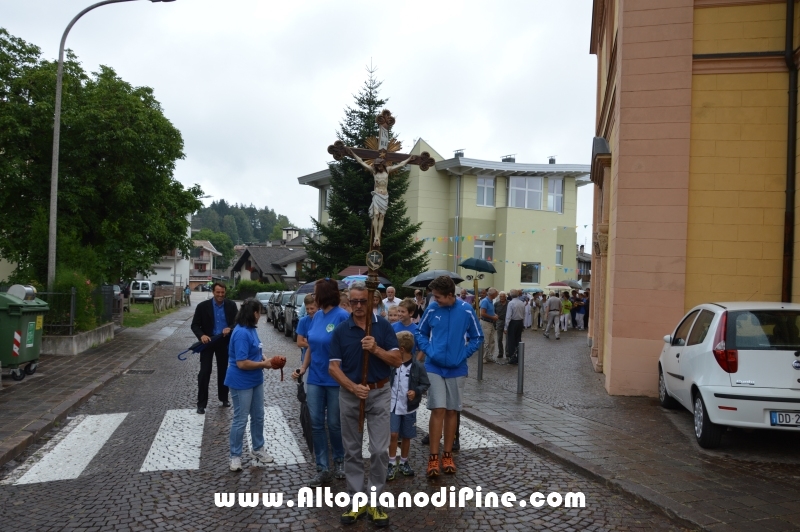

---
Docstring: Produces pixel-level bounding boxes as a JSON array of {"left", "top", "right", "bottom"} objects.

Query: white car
[{"left": 658, "top": 302, "right": 800, "bottom": 448}]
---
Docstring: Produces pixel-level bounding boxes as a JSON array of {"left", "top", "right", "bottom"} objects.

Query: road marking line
[
  {"left": 140, "top": 409, "right": 205, "bottom": 472},
  {"left": 12, "top": 413, "right": 127, "bottom": 485},
  {"left": 1, "top": 415, "right": 85, "bottom": 485},
  {"left": 244, "top": 406, "right": 307, "bottom": 466}
]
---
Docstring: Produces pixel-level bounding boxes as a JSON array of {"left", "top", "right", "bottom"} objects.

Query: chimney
[
  {"left": 454, "top": 149, "right": 464, "bottom": 158},
  {"left": 549, "top": 156, "right": 556, "bottom": 164},
  {"left": 579, "top": 244, "right": 584, "bottom": 253},
  {"left": 501, "top": 154, "right": 516, "bottom": 163}
]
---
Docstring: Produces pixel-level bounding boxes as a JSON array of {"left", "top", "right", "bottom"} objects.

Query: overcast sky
[{"left": 5, "top": 0, "right": 597, "bottom": 246}]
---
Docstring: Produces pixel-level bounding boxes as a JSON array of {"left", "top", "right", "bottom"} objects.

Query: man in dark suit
[{"left": 191, "top": 282, "right": 238, "bottom": 414}]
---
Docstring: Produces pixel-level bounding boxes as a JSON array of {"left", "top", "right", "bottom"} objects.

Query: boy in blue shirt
[
  {"left": 295, "top": 294, "right": 317, "bottom": 363},
  {"left": 391, "top": 298, "right": 423, "bottom": 361}
]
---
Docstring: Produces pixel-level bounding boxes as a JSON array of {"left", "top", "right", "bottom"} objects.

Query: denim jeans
[
  {"left": 306, "top": 383, "right": 344, "bottom": 471},
  {"left": 229, "top": 383, "right": 264, "bottom": 458}
]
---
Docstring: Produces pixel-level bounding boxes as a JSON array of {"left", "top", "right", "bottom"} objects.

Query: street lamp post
[{"left": 47, "top": 0, "right": 176, "bottom": 289}]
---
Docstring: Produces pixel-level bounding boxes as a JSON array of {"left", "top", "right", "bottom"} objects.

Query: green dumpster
[{"left": 0, "top": 285, "right": 49, "bottom": 381}]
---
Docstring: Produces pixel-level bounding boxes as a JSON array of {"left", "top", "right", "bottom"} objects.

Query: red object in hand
[{"left": 270, "top": 356, "right": 287, "bottom": 381}]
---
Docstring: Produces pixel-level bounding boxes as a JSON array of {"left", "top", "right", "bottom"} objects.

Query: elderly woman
[
  {"left": 225, "top": 298, "right": 285, "bottom": 472},
  {"left": 293, "top": 279, "right": 350, "bottom": 486}
]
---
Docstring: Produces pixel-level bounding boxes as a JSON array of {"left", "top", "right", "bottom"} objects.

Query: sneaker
[
  {"left": 367, "top": 505, "right": 390, "bottom": 527},
  {"left": 340, "top": 504, "right": 367, "bottom": 525},
  {"left": 509, "top": 357, "right": 518, "bottom": 365},
  {"left": 386, "top": 462, "right": 398, "bottom": 481},
  {"left": 426, "top": 454, "right": 441, "bottom": 477},
  {"left": 308, "top": 469, "right": 332, "bottom": 487},
  {"left": 398, "top": 461, "right": 415, "bottom": 477},
  {"left": 229, "top": 456, "right": 242, "bottom": 472},
  {"left": 333, "top": 459, "right": 345, "bottom": 480},
  {"left": 543, "top": 332, "right": 549, "bottom": 339},
  {"left": 421, "top": 434, "right": 430, "bottom": 445},
  {"left": 451, "top": 439, "right": 460, "bottom": 452},
  {"left": 556, "top": 336, "right": 560, "bottom": 340},
  {"left": 251, "top": 448, "right": 274, "bottom": 464},
  {"left": 442, "top": 452, "right": 456, "bottom": 474}
]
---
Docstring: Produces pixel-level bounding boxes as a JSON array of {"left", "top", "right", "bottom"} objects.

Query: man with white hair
[
  {"left": 479, "top": 288, "right": 499, "bottom": 363},
  {"left": 382, "top": 286, "right": 399, "bottom": 310},
  {"left": 504, "top": 289, "right": 526, "bottom": 365}
]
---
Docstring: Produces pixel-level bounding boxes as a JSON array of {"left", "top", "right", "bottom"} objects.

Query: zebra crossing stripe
[
  {"left": 12, "top": 413, "right": 127, "bottom": 485},
  {"left": 413, "top": 398, "right": 511, "bottom": 450},
  {"left": 140, "top": 409, "right": 205, "bottom": 472},
  {"left": 244, "top": 406, "right": 307, "bottom": 466}
]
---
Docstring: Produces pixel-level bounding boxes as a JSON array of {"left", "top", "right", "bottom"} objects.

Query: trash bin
[{"left": 0, "top": 285, "right": 49, "bottom": 381}]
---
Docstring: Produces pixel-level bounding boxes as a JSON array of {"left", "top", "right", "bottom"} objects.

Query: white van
[{"left": 130, "top": 280, "right": 154, "bottom": 302}]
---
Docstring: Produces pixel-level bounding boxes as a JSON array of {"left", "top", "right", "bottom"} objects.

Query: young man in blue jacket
[{"left": 415, "top": 276, "right": 483, "bottom": 478}]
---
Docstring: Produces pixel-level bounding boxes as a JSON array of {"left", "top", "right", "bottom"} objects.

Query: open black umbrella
[
  {"left": 296, "top": 380, "right": 314, "bottom": 454},
  {"left": 403, "top": 269, "right": 464, "bottom": 288},
  {"left": 177, "top": 334, "right": 224, "bottom": 361},
  {"left": 459, "top": 257, "right": 497, "bottom": 274},
  {"left": 296, "top": 279, "right": 348, "bottom": 294}
]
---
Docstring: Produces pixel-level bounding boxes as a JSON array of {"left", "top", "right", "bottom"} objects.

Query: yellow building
[
  {"left": 297, "top": 140, "right": 590, "bottom": 293},
  {"left": 588, "top": 0, "right": 800, "bottom": 395}
]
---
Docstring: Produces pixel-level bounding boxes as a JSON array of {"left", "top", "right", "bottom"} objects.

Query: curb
[
  {"left": 0, "top": 343, "right": 159, "bottom": 469},
  {"left": 461, "top": 407, "right": 712, "bottom": 532}
]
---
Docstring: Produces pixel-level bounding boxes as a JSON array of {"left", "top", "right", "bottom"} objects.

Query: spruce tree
[{"left": 306, "top": 69, "right": 428, "bottom": 284}]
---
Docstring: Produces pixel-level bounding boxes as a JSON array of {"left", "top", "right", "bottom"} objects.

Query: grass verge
[{"left": 124, "top": 302, "right": 179, "bottom": 328}]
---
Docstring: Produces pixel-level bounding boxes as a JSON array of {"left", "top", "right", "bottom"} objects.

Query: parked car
[
  {"left": 267, "top": 292, "right": 283, "bottom": 324},
  {"left": 273, "top": 291, "right": 294, "bottom": 333},
  {"left": 130, "top": 280, "right": 155, "bottom": 302},
  {"left": 658, "top": 302, "right": 800, "bottom": 449},
  {"left": 256, "top": 292, "right": 273, "bottom": 315},
  {"left": 154, "top": 281, "right": 174, "bottom": 287},
  {"left": 284, "top": 291, "right": 307, "bottom": 340}
]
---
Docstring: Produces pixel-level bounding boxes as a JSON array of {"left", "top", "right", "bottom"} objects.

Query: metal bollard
[
  {"left": 517, "top": 342, "right": 525, "bottom": 394},
  {"left": 477, "top": 352, "right": 483, "bottom": 381}
]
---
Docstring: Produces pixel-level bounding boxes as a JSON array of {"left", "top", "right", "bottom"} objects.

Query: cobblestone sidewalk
[
  {"left": 464, "top": 326, "right": 800, "bottom": 531},
  {"left": 0, "top": 305, "right": 195, "bottom": 467}
]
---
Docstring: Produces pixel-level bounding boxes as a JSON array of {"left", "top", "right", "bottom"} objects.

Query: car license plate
[{"left": 770, "top": 411, "right": 800, "bottom": 426}]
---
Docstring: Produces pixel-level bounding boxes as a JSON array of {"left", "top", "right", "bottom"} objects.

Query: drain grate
[{"left": 125, "top": 369, "right": 155, "bottom": 375}]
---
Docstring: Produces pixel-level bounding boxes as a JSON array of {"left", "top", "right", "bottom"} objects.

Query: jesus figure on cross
[{"left": 346, "top": 147, "right": 413, "bottom": 247}]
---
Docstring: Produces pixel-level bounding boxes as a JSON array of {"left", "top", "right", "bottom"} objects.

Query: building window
[
  {"left": 508, "top": 177, "right": 542, "bottom": 209},
  {"left": 197, "top": 264, "right": 207, "bottom": 272},
  {"left": 520, "top": 262, "right": 540, "bottom": 284},
  {"left": 474, "top": 240, "right": 494, "bottom": 261},
  {"left": 548, "top": 178, "right": 564, "bottom": 213},
  {"left": 323, "top": 188, "right": 331, "bottom": 211},
  {"left": 477, "top": 177, "right": 495, "bottom": 207},
  {"left": 556, "top": 245, "right": 563, "bottom": 266}
]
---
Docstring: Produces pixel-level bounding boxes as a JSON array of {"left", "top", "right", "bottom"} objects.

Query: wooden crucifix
[
  {"left": 327, "top": 109, "right": 433, "bottom": 432},
  {"left": 328, "top": 110, "right": 434, "bottom": 249}
]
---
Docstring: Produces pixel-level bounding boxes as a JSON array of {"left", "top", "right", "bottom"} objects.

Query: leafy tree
[
  {"left": 194, "top": 228, "right": 234, "bottom": 270},
  {"left": 305, "top": 69, "right": 428, "bottom": 283},
  {"left": 0, "top": 29, "right": 202, "bottom": 283},
  {"left": 221, "top": 215, "right": 240, "bottom": 244},
  {"left": 233, "top": 209, "right": 254, "bottom": 243}
]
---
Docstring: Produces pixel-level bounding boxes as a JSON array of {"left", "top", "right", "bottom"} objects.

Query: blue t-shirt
[
  {"left": 329, "top": 314, "right": 399, "bottom": 384},
  {"left": 479, "top": 297, "right": 496, "bottom": 319},
  {"left": 224, "top": 326, "right": 264, "bottom": 390},
  {"left": 296, "top": 314, "right": 312, "bottom": 360},
  {"left": 392, "top": 321, "right": 419, "bottom": 353},
  {"left": 212, "top": 300, "right": 226, "bottom": 335},
  {"left": 306, "top": 307, "right": 350, "bottom": 387}
]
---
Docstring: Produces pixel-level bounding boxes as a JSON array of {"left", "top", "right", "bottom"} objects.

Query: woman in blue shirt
[
  {"left": 225, "top": 298, "right": 285, "bottom": 472},
  {"left": 292, "top": 279, "right": 350, "bottom": 486}
]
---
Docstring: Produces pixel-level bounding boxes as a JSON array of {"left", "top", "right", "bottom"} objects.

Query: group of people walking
[{"left": 189, "top": 277, "right": 587, "bottom": 527}]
